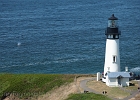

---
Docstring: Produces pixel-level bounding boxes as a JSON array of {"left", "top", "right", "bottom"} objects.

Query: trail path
[{"left": 80, "top": 77, "right": 140, "bottom": 100}]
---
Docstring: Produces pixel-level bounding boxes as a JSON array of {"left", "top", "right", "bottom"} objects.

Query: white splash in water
[{"left": 17, "top": 42, "right": 21, "bottom": 46}]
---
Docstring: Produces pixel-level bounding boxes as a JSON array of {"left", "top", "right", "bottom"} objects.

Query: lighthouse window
[
  {"left": 113, "top": 35, "right": 116, "bottom": 39},
  {"left": 111, "top": 20, "right": 115, "bottom": 27},
  {"left": 113, "top": 56, "right": 116, "bottom": 63},
  {"left": 108, "top": 35, "right": 111, "bottom": 38}
]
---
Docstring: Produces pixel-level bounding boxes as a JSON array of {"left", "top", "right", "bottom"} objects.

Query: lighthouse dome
[{"left": 108, "top": 14, "right": 118, "bottom": 20}]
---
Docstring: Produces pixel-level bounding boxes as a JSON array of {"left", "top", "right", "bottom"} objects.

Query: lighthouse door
[
  {"left": 118, "top": 78, "right": 121, "bottom": 85},
  {"left": 117, "top": 76, "right": 122, "bottom": 86}
]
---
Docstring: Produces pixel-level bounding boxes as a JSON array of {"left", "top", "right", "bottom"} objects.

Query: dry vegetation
[
  {"left": 87, "top": 80, "right": 138, "bottom": 99},
  {"left": 129, "top": 93, "right": 140, "bottom": 100},
  {"left": 37, "top": 76, "right": 95, "bottom": 100}
]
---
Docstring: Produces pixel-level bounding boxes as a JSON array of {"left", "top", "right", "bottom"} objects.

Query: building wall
[
  {"left": 121, "top": 78, "right": 129, "bottom": 86},
  {"left": 106, "top": 78, "right": 118, "bottom": 87},
  {"left": 104, "top": 39, "right": 120, "bottom": 76},
  {"left": 106, "top": 77, "right": 129, "bottom": 87}
]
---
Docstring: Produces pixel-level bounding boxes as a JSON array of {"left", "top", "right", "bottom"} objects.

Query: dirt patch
[
  {"left": 37, "top": 77, "right": 91, "bottom": 100},
  {"left": 36, "top": 82, "right": 77, "bottom": 100},
  {"left": 87, "top": 80, "right": 131, "bottom": 99}
]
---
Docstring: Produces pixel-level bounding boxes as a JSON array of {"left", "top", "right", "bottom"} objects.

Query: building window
[
  {"left": 113, "top": 56, "right": 116, "bottom": 63},
  {"left": 107, "top": 67, "right": 110, "bottom": 71}
]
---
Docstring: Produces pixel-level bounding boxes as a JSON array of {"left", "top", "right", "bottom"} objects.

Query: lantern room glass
[{"left": 108, "top": 20, "right": 118, "bottom": 28}]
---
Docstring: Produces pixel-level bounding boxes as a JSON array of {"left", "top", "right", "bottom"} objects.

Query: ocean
[{"left": 0, "top": 0, "right": 140, "bottom": 74}]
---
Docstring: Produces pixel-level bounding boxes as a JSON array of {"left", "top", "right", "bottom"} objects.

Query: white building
[
  {"left": 106, "top": 72, "right": 130, "bottom": 87},
  {"left": 102, "top": 14, "right": 130, "bottom": 87}
]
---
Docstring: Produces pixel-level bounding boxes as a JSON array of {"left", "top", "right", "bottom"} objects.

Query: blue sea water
[{"left": 0, "top": 0, "right": 140, "bottom": 74}]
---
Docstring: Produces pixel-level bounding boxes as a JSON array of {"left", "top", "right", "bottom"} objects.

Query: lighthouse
[
  {"left": 100, "top": 14, "right": 130, "bottom": 87},
  {"left": 103, "top": 14, "right": 121, "bottom": 82}
]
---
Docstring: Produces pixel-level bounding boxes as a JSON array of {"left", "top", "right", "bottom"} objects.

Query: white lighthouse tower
[
  {"left": 101, "top": 14, "right": 130, "bottom": 87},
  {"left": 103, "top": 14, "right": 121, "bottom": 82}
]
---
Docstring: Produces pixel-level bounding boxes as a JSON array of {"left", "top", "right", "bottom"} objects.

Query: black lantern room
[{"left": 105, "top": 14, "right": 121, "bottom": 39}]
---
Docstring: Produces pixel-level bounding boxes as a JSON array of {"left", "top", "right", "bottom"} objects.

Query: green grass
[
  {"left": 66, "top": 93, "right": 112, "bottom": 100},
  {"left": 0, "top": 73, "right": 75, "bottom": 98}
]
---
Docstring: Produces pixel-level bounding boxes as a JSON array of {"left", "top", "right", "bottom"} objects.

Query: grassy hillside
[
  {"left": 66, "top": 93, "right": 111, "bottom": 100},
  {"left": 0, "top": 73, "right": 75, "bottom": 99},
  {"left": 0, "top": 74, "right": 113, "bottom": 100}
]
